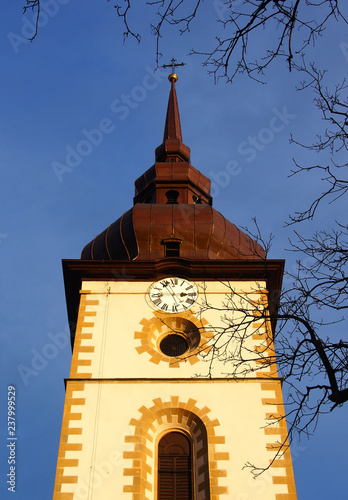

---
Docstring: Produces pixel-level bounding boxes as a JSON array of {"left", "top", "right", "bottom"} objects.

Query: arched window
[
  {"left": 158, "top": 432, "right": 193, "bottom": 500},
  {"left": 165, "top": 189, "right": 179, "bottom": 204}
]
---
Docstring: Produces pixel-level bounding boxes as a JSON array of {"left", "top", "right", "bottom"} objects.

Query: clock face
[{"left": 149, "top": 278, "right": 198, "bottom": 313}]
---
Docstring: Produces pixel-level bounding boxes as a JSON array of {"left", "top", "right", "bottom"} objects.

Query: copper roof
[
  {"left": 155, "top": 77, "right": 190, "bottom": 163},
  {"left": 81, "top": 204, "right": 264, "bottom": 260},
  {"left": 81, "top": 76, "right": 265, "bottom": 261}
]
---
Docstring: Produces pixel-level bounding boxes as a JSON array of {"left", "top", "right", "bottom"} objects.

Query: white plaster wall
[
  {"left": 79, "top": 279, "right": 268, "bottom": 380},
  {"left": 62, "top": 380, "right": 287, "bottom": 500}
]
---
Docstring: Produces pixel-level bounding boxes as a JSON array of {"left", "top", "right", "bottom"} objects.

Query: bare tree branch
[
  {"left": 287, "top": 61, "right": 348, "bottom": 222},
  {"left": 24, "top": 2, "right": 347, "bottom": 85},
  {"left": 111, "top": 1, "right": 347, "bottom": 82},
  {"left": 180, "top": 219, "right": 348, "bottom": 473},
  {"left": 23, "top": 0, "right": 40, "bottom": 41},
  {"left": 114, "top": 0, "right": 141, "bottom": 43}
]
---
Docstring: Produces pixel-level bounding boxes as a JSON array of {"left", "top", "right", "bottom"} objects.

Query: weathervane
[{"left": 162, "top": 57, "right": 186, "bottom": 82}]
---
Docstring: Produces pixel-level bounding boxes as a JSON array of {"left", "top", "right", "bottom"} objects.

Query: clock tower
[{"left": 53, "top": 73, "right": 297, "bottom": 499}]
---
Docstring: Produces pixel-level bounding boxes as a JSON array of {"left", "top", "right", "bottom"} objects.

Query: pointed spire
[
  {"left": 163, "top": 74, "right": 182, "bottom": 142},
  {"left": 155, "top": 73, "right": 190, "bottom": 162}
]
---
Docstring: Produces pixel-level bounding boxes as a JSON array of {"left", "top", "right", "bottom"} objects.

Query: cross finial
[{"left": 162, "top": 57, "right": 186, "bottom": 82}]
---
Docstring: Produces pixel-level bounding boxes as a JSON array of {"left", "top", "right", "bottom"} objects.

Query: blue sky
[{"left": 1, "top": 1, "right": 347, "bottom": 498}]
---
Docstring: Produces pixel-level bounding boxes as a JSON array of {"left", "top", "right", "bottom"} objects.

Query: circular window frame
[
  {"left": 155, "top": 318, "right": 201, "bottom": 360},
  {"left": 134, "top": 311, "right": 214, "bottom": 368}
]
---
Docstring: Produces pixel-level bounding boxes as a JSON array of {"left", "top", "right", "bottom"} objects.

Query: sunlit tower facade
[{"left": 53, "top": 71, "right": 297, "bottom": 500}]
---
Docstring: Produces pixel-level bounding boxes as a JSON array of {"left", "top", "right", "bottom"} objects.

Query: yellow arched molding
[
  {"left": 123, "top": 396, "right": 229, "bottom": 500},
  {"left": 134, "top": 311, "right": 213, "bottom": 367}
]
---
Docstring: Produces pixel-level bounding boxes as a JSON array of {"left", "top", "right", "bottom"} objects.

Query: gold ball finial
[{"left": 168, "top": 73, "right": 178, "bottom": 83}]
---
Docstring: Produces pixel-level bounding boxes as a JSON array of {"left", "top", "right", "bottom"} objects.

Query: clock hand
[{"left": 167, "top": 285, "right": 181, "bottom": 304}]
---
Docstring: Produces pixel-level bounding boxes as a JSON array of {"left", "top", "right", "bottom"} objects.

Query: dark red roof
[
  {"left": 81, "top": 204, "right": 265, "bottom": 260},
  {"left": 81, "top": 75, "right": 265, "bottom": 261}
]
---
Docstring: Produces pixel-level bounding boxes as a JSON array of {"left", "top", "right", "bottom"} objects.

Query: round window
[{"left": 160, "top": 334, "right": 189, "bottom": 357}]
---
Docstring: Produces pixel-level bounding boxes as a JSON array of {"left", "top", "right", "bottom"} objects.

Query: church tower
[{"left": 53, "top": 72, "right": 297, "bottom": 499}]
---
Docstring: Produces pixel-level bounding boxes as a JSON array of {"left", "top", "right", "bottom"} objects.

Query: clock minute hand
[{"left": 167, "top": 285, "right": 181, "bottom": 304}]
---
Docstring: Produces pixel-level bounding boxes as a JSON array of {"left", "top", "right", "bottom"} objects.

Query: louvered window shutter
[{"left": 158, "top": 432, "right": 192, "bottom": 500}]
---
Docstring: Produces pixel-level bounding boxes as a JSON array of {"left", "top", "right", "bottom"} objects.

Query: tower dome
[{"left": 81, "top": 75, "right": 265, "bottom": 261}]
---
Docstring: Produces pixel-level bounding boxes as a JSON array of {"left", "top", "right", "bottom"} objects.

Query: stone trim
[
  {"left": 69, "top": 296, "right": 99, "bottom": 379},
  {"left": 251, "top": 292, "right": 278, "bottom": 378},
  {"left": 53, "top": 382, "right": 86, "bottom": 500},
  {"left": 260, "top": 380, "right": 297, "bottom": 499},
  {"left": 123, "top": 397, "right": 229, "bottom": 499},
  {"left": 134, "top": 311, "right": 213, "bottom": 368},
  {"left": 251, "top": 292, "right": 297, "bottom": 498}
]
